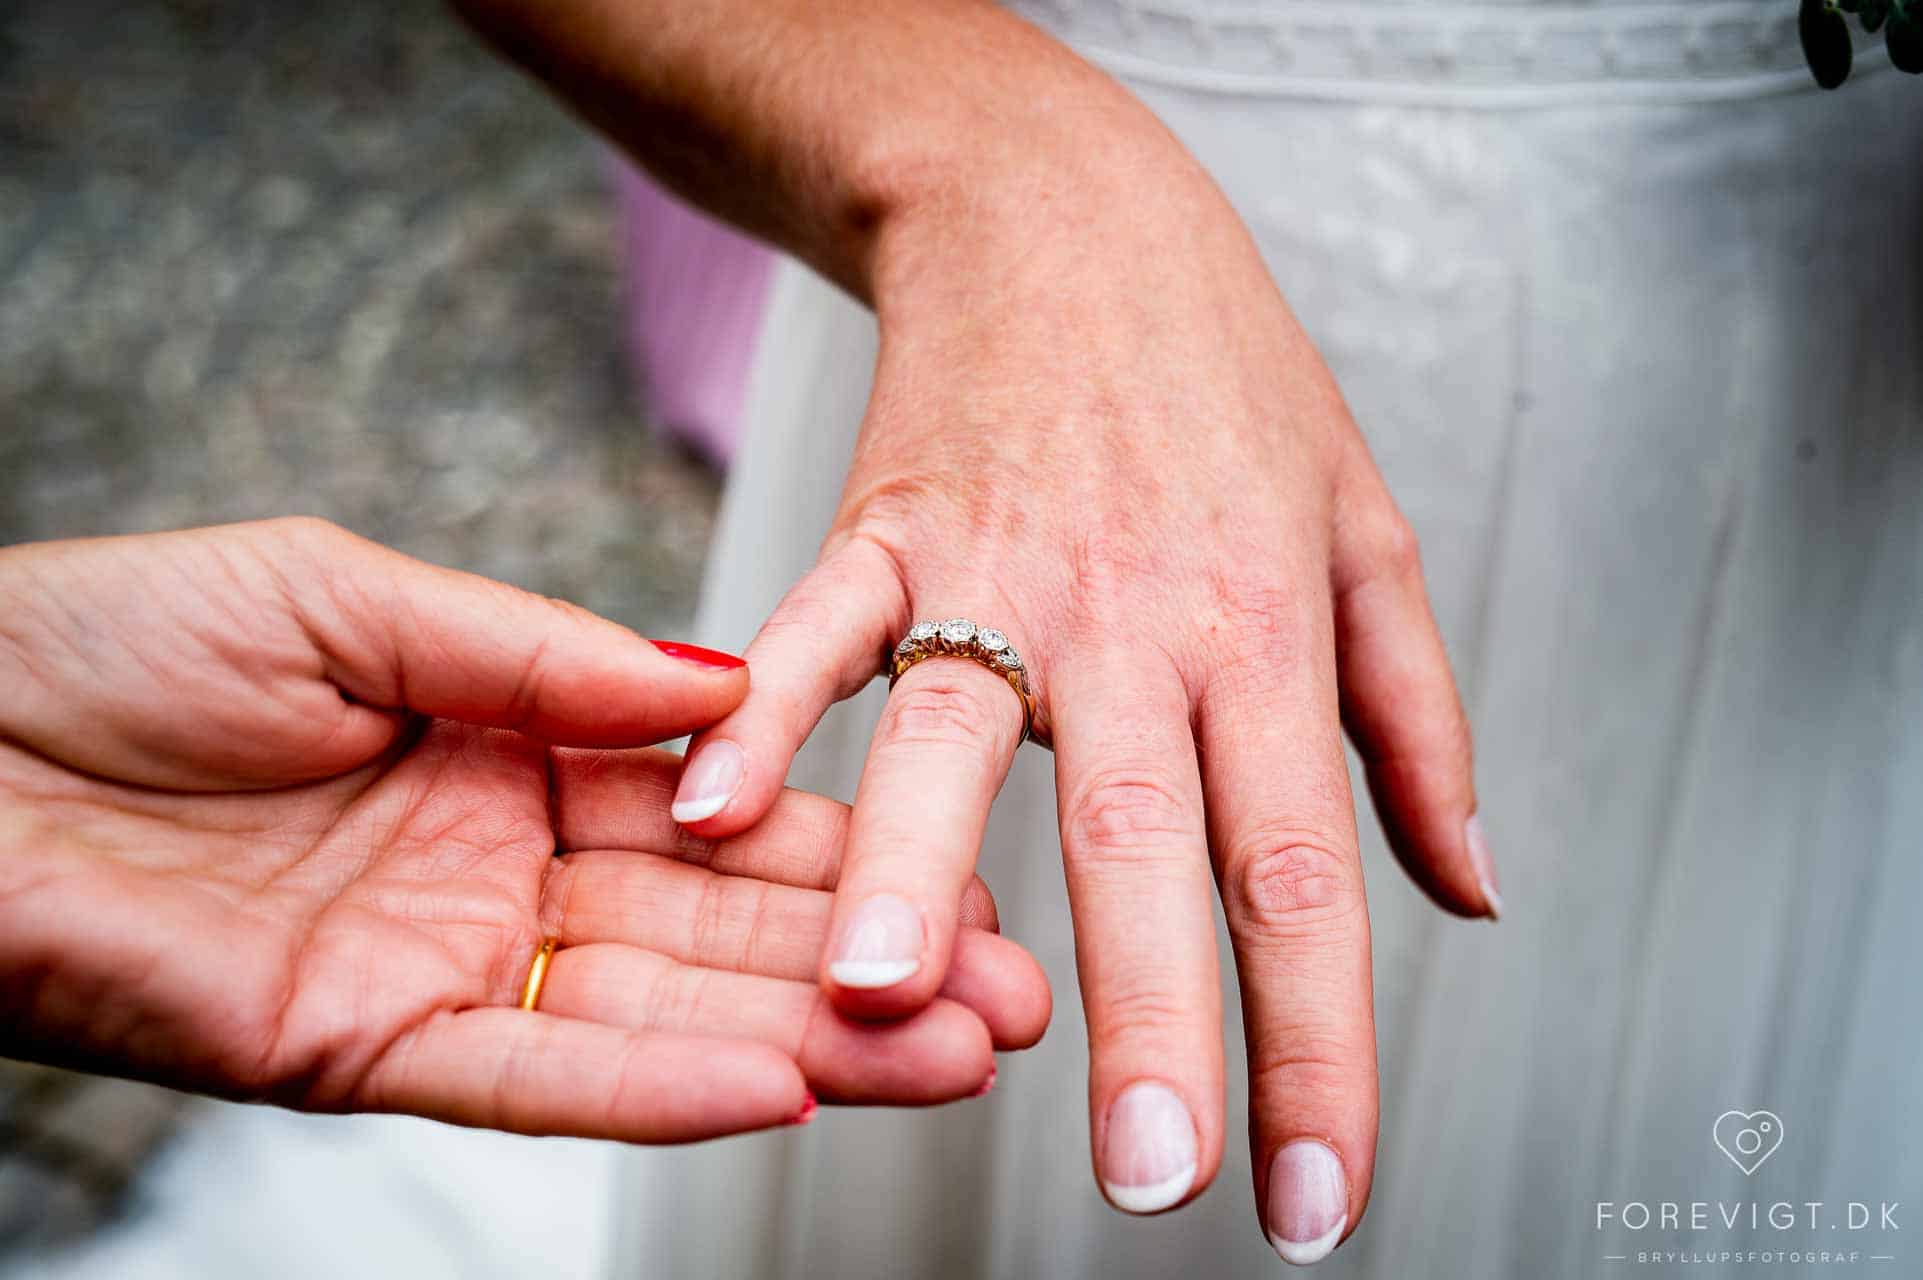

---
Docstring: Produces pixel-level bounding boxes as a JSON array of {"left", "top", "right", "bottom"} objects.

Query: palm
[{"left": 5, "top": 721, "right": 557, "bottom": 1106}]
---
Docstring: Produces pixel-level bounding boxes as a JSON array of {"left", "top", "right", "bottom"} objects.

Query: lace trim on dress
[{"left": 1007, "top": 0, "right": 1892, "bottom": 105}]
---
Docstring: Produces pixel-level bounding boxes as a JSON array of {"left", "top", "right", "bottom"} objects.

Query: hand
[
  {"left": 668, "top": 147, "right": 1492, "bottom": 1252},
  {"left": 0, "top": 520, "right": 1048, "bottom": 1142}
]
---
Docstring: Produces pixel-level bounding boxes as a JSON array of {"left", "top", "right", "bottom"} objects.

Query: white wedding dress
[{"left": 626, "top": 4, "right": 1923, "bottom": 1277}]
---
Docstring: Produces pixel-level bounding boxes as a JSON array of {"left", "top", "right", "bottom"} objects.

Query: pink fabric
[{"left": 616, "top": 162, "right": 775, "bottom": 466}]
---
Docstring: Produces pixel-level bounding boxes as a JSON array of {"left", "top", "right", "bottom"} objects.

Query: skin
[
  {"left": 0, "top": 520, "right": 1049, "bottom": 1140},
  {"left": 456, "top": 0, "right": 1494, "bottom": 1248}
]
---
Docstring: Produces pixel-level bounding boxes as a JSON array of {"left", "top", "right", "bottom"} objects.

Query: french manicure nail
[
  {"left": 826, "top": 894, "right": 923, "bottom": 989},
  {"left": 1465, "top": 813, "right": 1502, "bottom": 921},
  {"left": 671, "top": 740, "right": 744, "bottom": 825},
  {"left": 1266, "top": 1140, "right": 1348, "bottom": 1266},
  {"left": 1099, "top": 1081, "right": 1199, "bottom": 1215},
  {"left": 650, "top": 640, "right": 747, "bottom": 670}
]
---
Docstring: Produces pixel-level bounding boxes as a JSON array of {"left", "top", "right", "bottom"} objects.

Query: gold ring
[
  {"left": 519, "top": 937, "right": 557, "bottom": 1011},
  {"left": 886, "top": 618, "right": 1045, "bottom": 748}
]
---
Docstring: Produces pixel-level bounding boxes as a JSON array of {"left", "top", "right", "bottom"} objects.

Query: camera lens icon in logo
[{"left": 1713, "top": 1110, "right": 1785, "bottom": 1176}]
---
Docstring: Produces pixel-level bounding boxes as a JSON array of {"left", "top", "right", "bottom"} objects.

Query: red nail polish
[
  {"left": 972, "top": 1065, "right": 998, "bottom": 1099},
  {"left": 651, "top": 640, "right": 747, "bottom": 670},
  {"left": 789, "top": 1092, "right": 818, "bottom": 1126}
]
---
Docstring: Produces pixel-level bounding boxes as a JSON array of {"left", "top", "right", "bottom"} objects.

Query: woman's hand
[
  {"left": 457, "top": 0, "right": 1489, "bottom": 1256},
  {"left": 0, "top": 520, "right": 1047, "bottom": 1142},
  {"left": 677, "top": 159, "right": 1493, "bottom": 1253}
]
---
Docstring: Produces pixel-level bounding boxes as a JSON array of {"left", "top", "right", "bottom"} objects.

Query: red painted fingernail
[
  {"left": 651, "top": 640, "right": 747, "bottom": 670},
  {"left": 789, "top": 1092, "right": 818, "bottom": 1126},
  {"left": 972, "top": 1065, "right": 997, "bottom": 1098}
]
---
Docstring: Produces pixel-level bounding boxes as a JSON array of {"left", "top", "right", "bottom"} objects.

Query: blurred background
[{"left": 1, "top": 0, "right": 730, "bottom": 1268}]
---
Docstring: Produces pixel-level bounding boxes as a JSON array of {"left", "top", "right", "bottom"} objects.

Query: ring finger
[{"left": 817, "top": 615, "right": 1029, "bottom": 1018}]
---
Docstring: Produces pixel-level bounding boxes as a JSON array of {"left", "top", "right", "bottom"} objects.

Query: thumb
[
  {"left": 286, "top": 519, "right": 748, "bottom": 751},
  {"left": 0, "top": 520, "right": 747, "bottom": 792}
]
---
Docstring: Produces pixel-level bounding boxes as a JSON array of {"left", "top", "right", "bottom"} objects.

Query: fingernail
[
  {"left": 1099, "top": 1081, "right": 1198, "bottom": 1215},
  {"left": 972, "top": 1065, "right": 998, "bottom": 1098},
  {"left": 650, "top": 640, "right": 747, "bottom": 671},
  {"left": 671, "top": 740, "right": 744, "bottom": 824},
  {"left": 788, "top": 1092, "right": 818, "bottom": 1126},
  {"left": 1266, "top": 1140, "right": 1348, "bottom": 1266},
  {"left": 826, "top": 894, "right": 923, "bottom": 989},
  {"left": 1465, "top": 813, "right": 1502, "bottom": 921}
]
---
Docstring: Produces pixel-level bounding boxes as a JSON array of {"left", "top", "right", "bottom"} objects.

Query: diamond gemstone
[
  {"left": 997, "top": 648, "right": 1021, "bottom": 669},
  {"left": 908, "top": 621, "right": 938, "bottom": 641},
  {"left": 977, "top": 629, "right": 1008, "bottom": 652},
  {"left": 939, "top": 618, "right": 977, "bottom": 644},
  {"left": 896, "top": 637, "right": 916, "bottom": 654}
]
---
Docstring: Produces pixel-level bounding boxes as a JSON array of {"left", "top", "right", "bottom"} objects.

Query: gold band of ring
[
  {"left": 886, "top": 618, "right": 1045, "bottom": 749},
  {"left": 518, "top": 937, "right": 557, "bottom": 1011}
]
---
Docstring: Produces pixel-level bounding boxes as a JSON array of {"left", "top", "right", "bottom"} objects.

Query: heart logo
[{"left": 1713, "top": 1110, "right": 1784, "bottom": 1176}]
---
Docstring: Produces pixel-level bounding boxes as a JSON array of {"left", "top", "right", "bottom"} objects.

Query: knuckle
[
  {"left": 1248, "top": 1036, "right": 1373, "bottom": 1108},
  {"left": 1088, "top": 980, "right": 1199, "bottom": 1044},
  {"left": 731, "top": 880, "right": 777, "bottom": 972},
  {"left": 265, "top": 514, "right": 350, "bottom": 549},
  {"left": 879, "top": 675, "right": 1008, "bottom": 751},
  {"left": 1337, "top": 504, "right": 1424, "bottom": 598},
  {"left": 1061, "top": 769, "right": 1199, "bottom": 860},
  {"left": 1200, "top": 582, "right": 1314, "bottom": 665},
  {"left": 493, "top": 635, "right": 553, "bottom": 734},
  {"left": 605, "top": 1035, "right": 654, "bottom": 1125},
  {"left": 687, "top": 873, "right": 735, "bottom": 964},
  {"left": 759, "top": 579, "right": 843, "bottom": 644},
  {"left": 1228, "top": 832, "right": 1363, "bottom": 933},
  {"left": 257, "top": 517, "right": 356, "bottom": 596},
  {"left": 1068, "top": 528, "right": 1156, "bottom": 599},
  {"left": 1372, "top": 510, "right": 1424, "bottom": 581},
  {"left": 643, "top": 962, "right": 706, "bottom": 1031}
]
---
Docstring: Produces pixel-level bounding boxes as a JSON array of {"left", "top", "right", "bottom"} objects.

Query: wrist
[{"left": 866, "top": 113, "right": 1222, "bottom": 313}]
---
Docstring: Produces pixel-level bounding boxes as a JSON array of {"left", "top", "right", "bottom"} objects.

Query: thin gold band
[
  {"left": 886, "top": 618, "right": 1044, "bottom": 749},
  {"left": 518, "top": 937, "right": 557, "bottom": 1012}
]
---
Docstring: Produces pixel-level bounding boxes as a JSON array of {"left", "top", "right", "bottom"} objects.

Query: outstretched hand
[
  {"left": 0, "top": 520, "right": 1048, "bottom": 1142},
  {"left": 669, "top": 130, "right": 1493, "bottom": 1253}
]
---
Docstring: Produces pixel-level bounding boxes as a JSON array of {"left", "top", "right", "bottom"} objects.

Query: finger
[
  {"left": 1331, "top": 457, "right": 1495, "bottom": 919},
  {"left": 277, "top": 518, "right": 750, "bottom": 756},
  {"left": 1197, "top": 591, "right": 1376, "bottom": 1268},
  {"left": 1053, "top": 658, "right": 1222, "bottom": 1215},
  {"left": 668, "top": 537, "right": 907, "bottom": 834},
  {"left": 542, "top": 943, "right": 995, "bottom": 1103},
  {"left": 357, "top": 1008, "right": 808, "bottom": 1143},
  {"left": 0, "top": 522, "right": 751, "bottom": 791},
  {"left": 549, "top": 747, "right": 1003, "bottom": 926},
  {"left": 818, "top": 651, "right": 1024, "bottom": 1018},
  {"left": 545, "top": 849, "right": 1050, "bottom": 1049}
]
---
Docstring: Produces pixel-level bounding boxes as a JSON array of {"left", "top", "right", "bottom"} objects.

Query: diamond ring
[{"left": 886, "top": 618, "right": 1044, "bottom": 748}]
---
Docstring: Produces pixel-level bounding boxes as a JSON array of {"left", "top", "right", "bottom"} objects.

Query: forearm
[{"left": 450, "top": 0, "right": 1205, "bottom": 303}]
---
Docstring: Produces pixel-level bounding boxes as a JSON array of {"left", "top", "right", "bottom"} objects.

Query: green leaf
[
  {"left": 1800, "top": 0, "right": 1855, "bottom": 86},
  {"left": 1890, "top": 8, "right": 1923, "bottom": 70}
]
